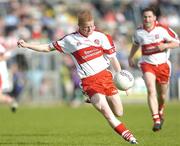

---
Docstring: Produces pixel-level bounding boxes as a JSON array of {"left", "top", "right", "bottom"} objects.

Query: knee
[
  {"left": 102, "top": 107, "right": 123, "bottom": 117},
  {"left": 114, "top": 110, "right": 123, "bottom": 117},
  {"left": 160, "top": 93, "right": 166, "bottom": 98},
  {"left": 147, "top": 90, "right": 156, "bottom": 98}
]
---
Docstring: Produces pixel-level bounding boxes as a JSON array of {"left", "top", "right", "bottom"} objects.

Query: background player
[
  {"left": 0, "top": 44, "right": 18, "bottom": 112},
  {"left": 128, "top": 7, "right": 180, "bottom": 132}
]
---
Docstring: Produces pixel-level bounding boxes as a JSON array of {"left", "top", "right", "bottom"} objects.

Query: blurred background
[{"left": 0, "top": 0, "right": 180, "bottom": 106}]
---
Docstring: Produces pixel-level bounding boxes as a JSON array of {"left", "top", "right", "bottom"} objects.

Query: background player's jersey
[
  {"left": 0, "top": 44, "right": 11, "bottom": 91},
  {"left": 50, "top": 30, "right": 116, "bottom": 79},
  {"left": 133, "top": 21, "right": 179, "bottom": 65}
]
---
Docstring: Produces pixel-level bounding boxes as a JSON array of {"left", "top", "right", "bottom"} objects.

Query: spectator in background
[
  {"left": 0, "top": 43, "right": 18, "bottom": 112},
  {"left": 17, "top": 10, "right": 138, "bottom": 144},
  {"left": 128, "top": 7, "right": 180, "bottom": 132}
]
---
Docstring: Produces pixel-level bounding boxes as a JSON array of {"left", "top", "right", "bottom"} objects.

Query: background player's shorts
[
  {"left": 140, "top": 62, "right": 171, "bottom": 84},
  {"left": 81, "top": 70, "right": 118, "bottom": 97}
]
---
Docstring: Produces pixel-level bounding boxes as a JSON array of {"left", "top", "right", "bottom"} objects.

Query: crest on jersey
[
  {"left": 155, "top": 34, "right": 159, "bottom": 39},
  {"left": 94, "top": 39, "right": 100, "bottom": 45},
  {"left": 77, "top": 42, "right": 81, "bottom": 46}
]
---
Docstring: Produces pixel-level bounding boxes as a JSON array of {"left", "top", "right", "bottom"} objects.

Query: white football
[{"left": 114, "top": 70, "right": 134, "bottom": 91}]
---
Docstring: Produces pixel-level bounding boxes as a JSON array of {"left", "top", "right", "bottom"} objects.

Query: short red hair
[{"left": 78, "top": 10, "right": 93, "bottom": 26}]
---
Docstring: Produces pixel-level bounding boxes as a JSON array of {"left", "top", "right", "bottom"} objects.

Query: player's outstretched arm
[{"left": 17, "top": 39, "right": 52, "bottom": 52}]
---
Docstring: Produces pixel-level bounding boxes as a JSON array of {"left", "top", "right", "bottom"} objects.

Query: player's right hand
[
  {"left": 17, "top": 39, "right": 26, "bottom": 48},
  {"left": 128, "top": 57, "right": 135, "bottom": 67}
]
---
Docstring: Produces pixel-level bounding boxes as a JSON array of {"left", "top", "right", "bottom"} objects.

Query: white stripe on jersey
[{"left": 50, "top": 31, "right": 116, "bottom": 79}]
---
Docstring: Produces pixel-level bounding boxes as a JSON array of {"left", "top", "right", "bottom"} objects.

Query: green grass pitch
[{"left": 0, "top": 102, "right": 180, "bottom": 146}]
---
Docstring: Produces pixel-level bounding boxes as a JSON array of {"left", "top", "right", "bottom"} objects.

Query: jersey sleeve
[
  {"left": 132, "top": 31, "right": 141, "bottom": 45},
  {"left": 164, "top": 27, "right": 179, "bottom": 43},
  {"left": 49, "top": 35, "right": 71, "bottom": 54},
  {"left": 101, "top": 34, "right": 116, "bottom": 58}
]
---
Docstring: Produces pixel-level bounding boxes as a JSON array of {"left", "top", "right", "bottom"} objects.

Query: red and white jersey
[
  {"left": 0, "top": 44, "right": 11, "bottom": 91},
  {"left": 49, "top": 30, "right": 116, "bottom": 79},
  {"left": 0, "top": 43, "right": 6, "bottom": 54},
  {"left": 133, "top": 21, "right": 179, "bottom": 65}
]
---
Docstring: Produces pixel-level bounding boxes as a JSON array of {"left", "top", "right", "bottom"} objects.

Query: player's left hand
[
  {"left": 17, "top": 39, "right": 27, "bottom": 48},
  {"left": 157, "top": 43, "right": 168, "bottom": 51},
  {"left": 128, "top": 57, "right": 135, "bottom": 67}
]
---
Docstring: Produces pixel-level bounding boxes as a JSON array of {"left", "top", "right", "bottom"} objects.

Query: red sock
[
  {"left": 114, "top": 123, "right": 127, "bottom": 135},
  {"left": 115, "top": 123, "right": 135, "bottom": 142},
  {"left": 152, "top": 114, "right": 160, "bottom": 124}
]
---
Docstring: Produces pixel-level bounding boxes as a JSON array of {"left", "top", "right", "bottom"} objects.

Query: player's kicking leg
[
  {"left": 90, "top": 93, "right": 138, "bottom": 144},
  {"left": 106, "top": 93, "right": 123, "bottom": 117}
]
